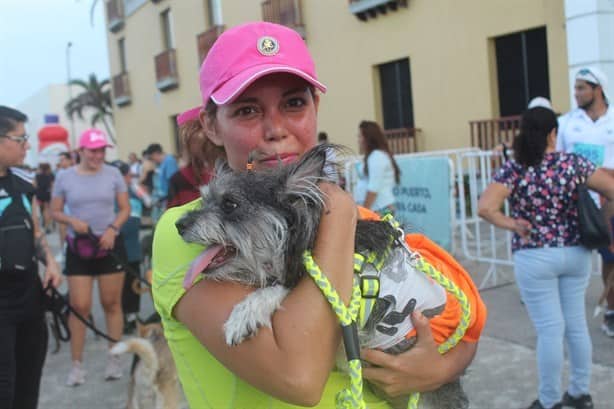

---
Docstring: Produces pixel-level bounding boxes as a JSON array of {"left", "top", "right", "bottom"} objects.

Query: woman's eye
[
  {"left": 234, "top": 106, "right": 257, "bottom": 117},
  {"left": 286, "top": 97, "right": 306, "bottom": 109},
  {"left": 222, "top": 198, "right": 238, "bottom": 213}
]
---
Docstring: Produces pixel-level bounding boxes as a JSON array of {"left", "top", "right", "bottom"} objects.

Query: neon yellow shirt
[{"left": 152, "top": 199, "right": 391, "bottom": 409}]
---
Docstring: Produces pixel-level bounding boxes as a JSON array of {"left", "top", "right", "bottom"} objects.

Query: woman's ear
[{"left": 200, "top": 110, "right": 223, "bottom": 147}]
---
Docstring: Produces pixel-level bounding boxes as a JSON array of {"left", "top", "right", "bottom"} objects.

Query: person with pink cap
[
  {"left": 152, "top": 22, "right": 480, "bottom": 408},
  {"left": 50, "top": 128, "right": 131, "bottom": 386}
]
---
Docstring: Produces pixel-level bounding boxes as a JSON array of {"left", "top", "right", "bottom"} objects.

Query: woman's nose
[{"left": 263, "top": 110, "right": 287, "bottom": 142}]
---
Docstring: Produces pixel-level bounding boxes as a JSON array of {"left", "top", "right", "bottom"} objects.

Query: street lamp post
[{"left": 66, "top": 41, "right": 77, "bottom": 148}]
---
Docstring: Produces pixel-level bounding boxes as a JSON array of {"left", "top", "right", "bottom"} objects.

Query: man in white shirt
[{"left": 557, "top": 67, "right": 614, "bottom": 338}]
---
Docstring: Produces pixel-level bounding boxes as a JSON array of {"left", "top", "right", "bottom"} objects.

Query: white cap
[
  {"left": 528, "top": 97, "right": 553, "bottom": 110},
  {"left": 575, "top": 67, "right": 609, "bottom": 104}
]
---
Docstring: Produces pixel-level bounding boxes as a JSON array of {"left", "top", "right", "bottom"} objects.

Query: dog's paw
[{"left": 223, "top": 285, "right": 290, "bottom": 346}]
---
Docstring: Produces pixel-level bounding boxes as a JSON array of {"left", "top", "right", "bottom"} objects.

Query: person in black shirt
[{"left": 0, "top": 106, "right": 62, "bottom": 409}]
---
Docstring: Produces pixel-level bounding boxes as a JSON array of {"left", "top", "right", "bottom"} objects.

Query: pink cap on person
[
  {"left": 79, "top": 128, "right": 113, "bottom": 149},
  {"left": 199, "top": 21, "right": 327, "bottom": 106},
  {"left": 176, "top": 107, "right": 202, "bottom": 126}
]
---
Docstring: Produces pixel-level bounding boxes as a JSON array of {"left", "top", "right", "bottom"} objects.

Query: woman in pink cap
[
  {"left": 51, "top": 128, "right": 130, "bottom": 386},
  {"left": 152, "top": 22, "right": 480, "bottom": 408}
]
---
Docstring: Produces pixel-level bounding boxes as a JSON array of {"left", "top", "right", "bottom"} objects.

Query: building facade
[{"left": 105, "top": 0, "right": 573, "bottom": 158}]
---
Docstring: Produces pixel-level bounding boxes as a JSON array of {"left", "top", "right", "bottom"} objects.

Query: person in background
[
  {"left": 55, "top": 152, "right": 74, "bottom": 263},
  {"left": 354, "top": 120, "right": 400, "bottom": 216},
  {"left": 0, "top": 106, "right": 62, "bottom": 409},
  {"left": 166, "top": 110, "right": 219, "bottom": 209},
  {"left": 479, "top": 107, "right": 614, "bottom": 409},
  {"left": 143, "top": 143, "right": 178, "bottom": 214},
  {"left": 556, "top": 67, "right": 614, "bottom": 339},
  {"left": 50, "top": 128, "right": 130, "bottom": 386},
  {"left": 111, "top": 160, "right": 143, "bottom": 334},
  {"left": 34, "top": 163, "right": 54, "bottom": 233},
  {"left": 127, "top": 152, "right": 142, "bottom": 186}
]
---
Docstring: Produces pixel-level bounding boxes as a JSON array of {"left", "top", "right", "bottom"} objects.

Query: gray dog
[{"left": 176, "top": 144, "right": 468, "bottom": 409}]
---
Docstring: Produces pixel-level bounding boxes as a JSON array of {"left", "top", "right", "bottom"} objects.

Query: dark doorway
[
  {"left": 495, "top": 26, "right": 549, "bottom": 117},
  {"left": 378, "top": 58, "right": 414, "bottom": 129}
]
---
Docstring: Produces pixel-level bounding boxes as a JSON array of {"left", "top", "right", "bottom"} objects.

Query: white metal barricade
[{"left": 344, "top": 148, "right": 480, "bottom": 255}]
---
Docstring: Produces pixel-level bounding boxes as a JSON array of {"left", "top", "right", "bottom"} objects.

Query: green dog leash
[{"left": 302, "top": 216, "right": 472, "bottom": 409}]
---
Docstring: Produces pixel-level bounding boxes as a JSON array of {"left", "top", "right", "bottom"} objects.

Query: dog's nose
[{"left": 175, "top": 218, "right": 188, "bottom": 236}]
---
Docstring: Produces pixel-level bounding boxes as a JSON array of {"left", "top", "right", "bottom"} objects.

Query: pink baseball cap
[
  {"left": 176, "top": 107, "right": 202, "bottom": 126},
  {"left": 79, "top": 128, "right": 113, "bottom": 149},
  {"left": 199, "top": 21, "right": 327, "bottom": 106}
]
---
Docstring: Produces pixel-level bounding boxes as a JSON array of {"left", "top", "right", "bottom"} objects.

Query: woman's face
[
  {"left": 203, "top": 73, "right": 319, "bottom": 171},
  {"left": 80, "top": 147, "right": 106, "bottom": 171}
]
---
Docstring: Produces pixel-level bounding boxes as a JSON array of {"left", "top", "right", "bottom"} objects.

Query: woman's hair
[
  {"left": 359, "top": 120, "right": 401, "bottom": 184},
  {"left": 179, "top": 115, "right": 223, "bottom": 184},
  {"left": 512, "top": 107, "right": 558, "bottom": 167}
]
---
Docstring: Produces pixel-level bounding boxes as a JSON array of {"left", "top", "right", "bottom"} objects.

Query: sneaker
[
  {"left": 66, "top": 361, "right": 85, "bottom": 387},
  {"left": 527, "top": 400, "right": 562, "bottom": 409},
  {"left": 561, "top": 392, "right": 594, "bottom": 409},
  {"left": 104, "top": 353, "right": 123, "bottom": 380},
  {"left": 602, "top": 312, "right": 614, "bottom": 337}
]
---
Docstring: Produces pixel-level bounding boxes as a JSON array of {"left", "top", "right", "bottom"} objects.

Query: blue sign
[{"left": 393, "top": 156, "right": 451, "bottom": 251}]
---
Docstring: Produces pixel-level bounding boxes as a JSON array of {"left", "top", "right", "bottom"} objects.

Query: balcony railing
[
  {"left": 349, "top": 0, "right": 408, "bottom": 21},
  {"left": 197, "top": 25, "right": 225, "bottom": 65},
  {"left": 262, "top": 0, "right": 306, "bottom": 38},
  {"left": 106, "top": 0, "right": 124, "bottom": 32},
  {"left": 469, "top": 115, "right": 521, "bottom": 151},
  {"left": 385, "top": 127, "right": 419, "bottom": 154},
  {"left": 155, "top": 49, "right": 179, "bottom": 91},
  {"left": 112, "top": 72, "right": 131, "bottom": 107}
]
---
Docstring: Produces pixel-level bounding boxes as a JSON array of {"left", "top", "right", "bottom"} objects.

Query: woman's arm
[
  {"left": 99, "top": 191, "right": 131, "bottom": 250},
  {"left": 363, "top": 191, "right": 377, "bottom": 209},
  {"left": 50, "top": 196, "right": 89, "bottom": 234},
  {"left": 174, "top": 183, "right": 357, "bottom": 406},
  {"left": 31, "top": 199, "right": 62, "bottom": 288},
  {"left": 477, "top": 182, "right": 531, "bottom": 237},
  {"left": 362, "top": 311, "right": 477, "bottom": 395}
]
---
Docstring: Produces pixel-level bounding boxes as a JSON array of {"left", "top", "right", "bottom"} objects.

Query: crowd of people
[{"left": 1, "top": 20, "right": 613, "bottom": 409}]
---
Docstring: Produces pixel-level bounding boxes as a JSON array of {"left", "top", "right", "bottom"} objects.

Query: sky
[{"left": 0, "top": 0, "right": 110, "bottom": 107}]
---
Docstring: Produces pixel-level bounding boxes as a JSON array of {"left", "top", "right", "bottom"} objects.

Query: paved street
[{"left": 37, "top": 231, "right": 614, "bottom": 409}]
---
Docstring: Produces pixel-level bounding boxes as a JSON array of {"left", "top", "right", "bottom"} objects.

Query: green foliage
[{"left": 65, "top": 73, "right": 115, "bottom": 143}]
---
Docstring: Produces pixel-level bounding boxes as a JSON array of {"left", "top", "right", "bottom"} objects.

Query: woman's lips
[{"left": 259, "top": 153, "right": 299, "bottom": 167}]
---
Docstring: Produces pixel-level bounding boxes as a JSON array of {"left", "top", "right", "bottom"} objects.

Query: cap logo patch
[{"left": 257, "top": 36, "right": 279, "bottom": 56}]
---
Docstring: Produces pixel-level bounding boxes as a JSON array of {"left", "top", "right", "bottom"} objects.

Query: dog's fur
[
  {"left": 110, "top": 321, "right": 182, "bottom": 409},
  {"left": 176, "top": 144, "right": 468, "bottom": 408}
]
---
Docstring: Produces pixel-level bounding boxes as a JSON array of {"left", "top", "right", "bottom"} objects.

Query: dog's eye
[{"left": 222, "top": 198, "right": 238, "bottom": 213}]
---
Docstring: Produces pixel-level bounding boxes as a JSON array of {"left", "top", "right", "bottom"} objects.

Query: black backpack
[{"left": 0, "top": 171, "right": 36, "bottom": 272}]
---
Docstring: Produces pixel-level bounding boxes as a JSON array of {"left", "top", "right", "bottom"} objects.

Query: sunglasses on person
[{"left": 0, "top": 134, "right": 29, "bottom": 145}]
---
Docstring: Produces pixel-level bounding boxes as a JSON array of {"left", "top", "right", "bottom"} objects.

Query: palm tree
[{"left": 65, "top": 73, "right": 115, "bottom": 143}]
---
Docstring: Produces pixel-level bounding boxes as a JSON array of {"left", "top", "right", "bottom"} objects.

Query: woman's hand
[
  {"left": 43, "top": 257, "right": 63, "bottom": 289},
  {"left": 99, "top": 228, "right": 117, "bottom": 250},
  {"left": 71, "top": 219, "right": 89, "bottom": 235},
  {"left": 512, "top": 218, "right": 531, "bottom": 239},
  {"left": 361, "top": 311, "right": 449, "bottom": 396}
]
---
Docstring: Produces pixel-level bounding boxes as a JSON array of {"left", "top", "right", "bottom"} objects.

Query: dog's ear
[
  {"left": 286, "top": 144, "right": 327, "bottom": 186},
  {"left": 282, "top": 145, "right": 329, "bottom": 209},
  {"left": 214, "top": 158, "right": 232, "bottom": 177}
]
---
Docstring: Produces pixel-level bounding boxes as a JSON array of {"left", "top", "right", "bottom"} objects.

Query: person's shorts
[
  {"left": 65, "top": 235, "right": 127, "bottom": 276},
  {"left": 598, "top": 217, "right": 614, "bottom": 264}
]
